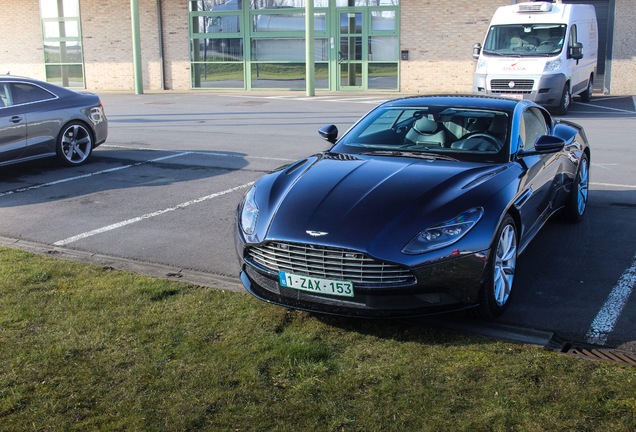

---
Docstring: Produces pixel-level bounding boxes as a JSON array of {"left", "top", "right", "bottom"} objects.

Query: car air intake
[{"left": 246, "top": 242, "right": 415, "bottom": 287}]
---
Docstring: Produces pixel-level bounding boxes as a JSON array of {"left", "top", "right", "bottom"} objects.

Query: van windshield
[{"left": 483, "top": 24, "right": 566, "bottom": 56}]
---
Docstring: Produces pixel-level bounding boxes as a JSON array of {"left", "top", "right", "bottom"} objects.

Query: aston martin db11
[
  {"left": 235, "top": 95, "right": 590, "bottom": 318},
  {"left": 0, "top": 75, "right": 107, "bottom": 167}
]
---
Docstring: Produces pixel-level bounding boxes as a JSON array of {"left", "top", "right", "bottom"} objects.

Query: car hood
[{"left": 254, "top": 153, "right": 513, "bottom": 260}]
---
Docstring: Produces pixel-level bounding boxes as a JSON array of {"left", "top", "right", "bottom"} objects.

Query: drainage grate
[{"left": 561, "top": 344, "right": 636, "bottom": 367}]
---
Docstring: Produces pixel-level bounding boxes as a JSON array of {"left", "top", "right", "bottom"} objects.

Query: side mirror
[
  {"left": 517, "top": 135, "right": 565, "bottom": 157},
  {"left": 319, "top": 124, "right": 338, "bottom": 144},
  {"left": 472, "top": 43, "right": 482, "bottom": 60},
  {"left": 568, "top": 42, "right": 583, "bottom": 60}
]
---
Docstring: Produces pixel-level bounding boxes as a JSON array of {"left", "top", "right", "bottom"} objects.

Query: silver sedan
[{"left": 0, "top": 75, "right": 108, "bottom": 167}]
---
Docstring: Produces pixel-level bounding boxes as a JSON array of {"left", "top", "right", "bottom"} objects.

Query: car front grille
[
  {"left": 490, "top": 79, "right": 534, "bottom": 94},
  {"left": 246, "top": 242, "right": 415, "bottom": 286}
]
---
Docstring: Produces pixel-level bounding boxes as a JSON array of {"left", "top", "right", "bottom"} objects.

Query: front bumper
[
  {"left": 238, "top": 249, "right": 489, "bottom": 319},
  {"left": 473, "top": 73, "right": 567, "bottom": 109}
]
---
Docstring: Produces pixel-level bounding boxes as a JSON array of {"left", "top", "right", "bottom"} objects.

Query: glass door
[{"left": 337, "top": 10, "right": 365, "bottom": 90}]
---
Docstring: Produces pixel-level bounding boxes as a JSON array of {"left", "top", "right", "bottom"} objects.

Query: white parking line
[
  {"left": 0, "top": 152, "right": 191, "bottom": 198},
  {"left": 586, "top": 254, "right": 636, "bottom": 345},
  {"left": 53, "top": 182, "right": 254, "bottom": 246},
  {"left": 577, "top": 101, "right": 636, "bottom": 114},
  {"left": 590, "top": 182, "right": 636, "bottom": 189}
]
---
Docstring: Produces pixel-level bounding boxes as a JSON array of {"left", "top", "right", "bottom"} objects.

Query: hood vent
[{"left": 322, "top": 152, "right": 361, "bottom": 161}]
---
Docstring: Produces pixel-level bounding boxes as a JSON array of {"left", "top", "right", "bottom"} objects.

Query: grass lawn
[{"left": 1, "top": 246, "right": 635, "bottom": 431}]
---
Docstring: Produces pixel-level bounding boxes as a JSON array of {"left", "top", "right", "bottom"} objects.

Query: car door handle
[{"left": 9, "top": 116, "right": 23, "bottom": 124}]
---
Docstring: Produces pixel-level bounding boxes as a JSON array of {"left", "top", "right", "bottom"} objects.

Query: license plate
[
  {"left": 279, "top": 272, "right": 354, "bottom": 298},
  {"left": 501, "top": 93, "right": 524, "bottom": 100}
]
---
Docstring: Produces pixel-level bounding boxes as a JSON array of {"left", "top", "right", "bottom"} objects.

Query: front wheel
[
  {"left": 56, "top": 121, "right": 93, "bottom": 166},
  {"left": 554, "top": 84, "right": 571, "bottom": 116},
  {"left": 477, "top": 214, "right": 518, "bottom": 318},
  {"left": 560, "top": 154, "right": 589, "bottom": 223}
]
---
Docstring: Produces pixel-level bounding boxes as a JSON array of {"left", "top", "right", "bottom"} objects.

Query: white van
[{"left": 472, "top": 1, "right": 598, "bottom": 115}]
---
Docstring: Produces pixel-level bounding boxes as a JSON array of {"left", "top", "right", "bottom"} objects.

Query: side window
[
  {"left": 0, "top": 84, "right": 10, "bottom": 108},
  {"left": 9, "top": 83, "right": 55, "bottom": 105},
  {"left": 520, "top": 108, "right": 548, "bottom": 151}
]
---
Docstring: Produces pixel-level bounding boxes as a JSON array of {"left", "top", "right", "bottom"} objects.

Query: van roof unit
[{"left": 515, "top": 2, "right": 555, "bottom": 14}]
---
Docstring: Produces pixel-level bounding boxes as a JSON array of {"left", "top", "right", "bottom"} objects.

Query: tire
[
  {"left": 554, "top": 84, "right": 571, "bottom": 116},
  {"left": 579, "top": 75, "right": 593, "bottom": 103},
  {"left": 477, "top": 214, "right": 518, "bottom": 318},
  {"left": 560, "top": 154, "right": 589, "bottom": 224},
  {"left": 56, "top": 121, "right": 94, "bottom": 166}
]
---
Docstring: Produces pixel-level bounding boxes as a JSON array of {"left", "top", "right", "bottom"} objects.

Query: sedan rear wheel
[
  {"left": 56, "top": 121, "right": 93, "bottom": 166},
  {"left": 478, "top": 214, "right": 517, "bottom": 318}
]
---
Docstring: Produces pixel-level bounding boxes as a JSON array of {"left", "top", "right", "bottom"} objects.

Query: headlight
[
  {"left": 240, "top": 186, "right": 259, "bottom": 236},
  {"left": 544, "top": 58, "right": 562, "bottom": 73},
  {"left": 475, "top": 58, "right": 488, "bottom": 74},
  {"left": 402, "top": 208, "right": 484, "bottom": 255}
]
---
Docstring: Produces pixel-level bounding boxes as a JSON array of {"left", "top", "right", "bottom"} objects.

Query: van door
[{"left": 567, "top": 24, "right": 587, "bottom": 94}]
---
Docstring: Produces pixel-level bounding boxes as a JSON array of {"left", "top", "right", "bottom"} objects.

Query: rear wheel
[
  {"left": 55, "top": 121, "right": 93, "bottom": 166},
  {"left": 579, "top": 75, "right": 593, "bottom": 102},
  {"left": 477, "top": 214, "right": 518, "bottom": 318},
  {"left": 560, "top": 154, "right": 589, "bottom": 223}
]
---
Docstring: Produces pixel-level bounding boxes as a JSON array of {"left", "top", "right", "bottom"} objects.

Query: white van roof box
[{"left": 514, "top": 1, "right": 558, "bottom": 13}]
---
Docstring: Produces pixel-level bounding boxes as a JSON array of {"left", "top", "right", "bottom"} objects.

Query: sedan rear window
[{"left": 10, "top": 83, "right": 56, "bottom": 105}]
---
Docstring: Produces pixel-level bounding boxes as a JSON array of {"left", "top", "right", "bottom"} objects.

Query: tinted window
[
  {"left": 520, "top": 107, "right": 548, "bottom": 151},
  {"left": 10, "top": 83, "right": 56, "bottom": 105},
  {"left": 0, "top": 84, "right": 9, "bottom": 107},
  {"left": 332, "top": 106, "right": 510, "bottom": 163}
]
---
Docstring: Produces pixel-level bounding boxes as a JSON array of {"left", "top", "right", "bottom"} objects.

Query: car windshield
[
  {"left": 483, "top": 24, "right": 566, "bottom": 56},
  {"left": 333, "top": 106, "right": 511, "bottom": 163}
]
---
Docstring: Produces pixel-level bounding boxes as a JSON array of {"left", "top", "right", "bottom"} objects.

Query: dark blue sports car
[{"left": 235, "top": 96, "right": 590, "bottom": 318}]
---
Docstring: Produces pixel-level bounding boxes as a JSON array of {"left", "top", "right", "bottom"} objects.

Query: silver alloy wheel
[
  {"left": 60, "top": 123, "right": 92, "bottom": 164},
  {"left": 493, "top": 224, "right": 517, "bottom": 307},
  {"left": 577, "top": 158, "right": 589, "bottom": 215}
]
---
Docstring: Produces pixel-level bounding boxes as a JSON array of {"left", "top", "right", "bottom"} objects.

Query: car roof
[
  {"left": 0, "top": 75, "right": 75, "bottom": 96},
  {"left": 381, "top": 95, "right": 522, "bottom": 113}
]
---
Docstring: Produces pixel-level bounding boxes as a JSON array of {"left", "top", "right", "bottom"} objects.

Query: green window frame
[
  {"left": 40, "top": 0, "right": 85, "bottom": 88},
  {"left": 188, "top": 0, "right": 399, "bottom": 91}
]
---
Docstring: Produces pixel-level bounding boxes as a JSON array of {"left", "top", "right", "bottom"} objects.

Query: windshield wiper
[{"left": 360, "top": 150, "right": 459, "bottom": 162}]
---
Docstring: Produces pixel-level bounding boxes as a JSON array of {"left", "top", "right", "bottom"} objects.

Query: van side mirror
[
  {"left": 319, "top": 125, "right": 338, "bottom": 144},
  {"left": 472, "top": 43, "right": 482, "bottom": 60},
  {"left": 569, "top": 42, "right": 583, "bottom": 60}
]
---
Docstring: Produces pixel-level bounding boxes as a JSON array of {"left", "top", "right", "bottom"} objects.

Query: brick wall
[
  {"left": 0, "top": 1, "right": 45, "bottom": 79},
  {"left": 0, "top": 0, "right": 634, "bottom": 95},
  {"left": 82, "top": 0, "right": 163, "bottom": 91},
  {"left": 160, "top": 0, "right": 191, "bottom": 90},
  {"left": 399, "top": 0, "right": 503, "bottom": 94}
]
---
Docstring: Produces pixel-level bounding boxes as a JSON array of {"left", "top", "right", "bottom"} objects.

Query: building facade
[{"left": 1, "top": 0, "right": 633, "bottom": 95}]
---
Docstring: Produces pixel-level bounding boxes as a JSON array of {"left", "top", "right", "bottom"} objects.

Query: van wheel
[
  {"left": 579, "top": 75, "right": 593, "bottom": 102},
  {"left": 554, "top": 85, "right": 570, "bottom": 116}
]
